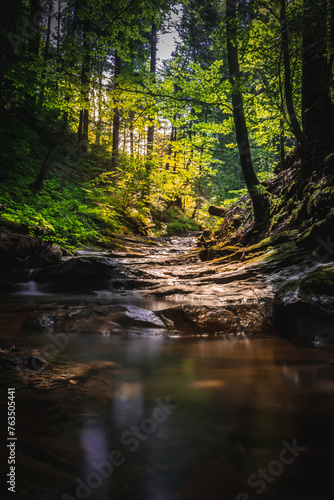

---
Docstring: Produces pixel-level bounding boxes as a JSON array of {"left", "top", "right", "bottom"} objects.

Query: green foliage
[
  {"left": 1, "top": 0, "right": 315, "bottom": 249},
  {"left": 153, "top": 208, "right": 200, "bottom": 236}
]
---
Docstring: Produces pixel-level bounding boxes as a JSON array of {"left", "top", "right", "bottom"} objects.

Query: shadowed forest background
[{"left": 1, "top": 0, "right": 334, "bottom": 251}]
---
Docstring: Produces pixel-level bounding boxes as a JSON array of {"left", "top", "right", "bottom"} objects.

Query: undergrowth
[{"left": 0, "top": 111, "right": 201, "bottom": 249}]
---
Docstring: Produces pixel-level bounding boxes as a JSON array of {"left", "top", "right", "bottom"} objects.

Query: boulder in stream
[
  {"left": 157, "top": 302, "right": 274, "bottom": 336},
  {"left": 24, "top": 304, "right": 166, "bottom": 335},
  {"left": 34, "top": 257, "right": 126, "bottom": 289},
  {"left": 274, "top": 263, "right": 334, "bottom": 343},
  {"left": 0, "top": 344, "right": 47, "bottom": 373}
]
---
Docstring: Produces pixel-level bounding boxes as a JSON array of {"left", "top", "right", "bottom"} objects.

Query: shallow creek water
[{"left": 1, "top": 240, "right": 334, "bottom": 500}]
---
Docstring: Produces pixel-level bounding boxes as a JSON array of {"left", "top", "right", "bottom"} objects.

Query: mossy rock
[
  {"left": 260, "top": 242, "right": 311, "bottom": 267},
  {"left": 297, "top": 210, "right": 334, "bottom": 253},
  {"left": 299, "top": 264, "right": 334, "bottom": 297},
  {"left": 274, "top": 263, "right": 334, "bottom": 343},
  {"left": 0, "top": 218, "right": 30, "bottom": 234},
  {"left": 306, "top": 184, "right": 334, "bottom": 217},
  {"left": 247, "top": 230, "right": 298, "bottom": 254},
  {"left": 199, "top": 244, "right": 241, "bottom": 262}
]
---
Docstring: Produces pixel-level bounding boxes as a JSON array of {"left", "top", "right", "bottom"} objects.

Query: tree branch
[{"left": 117, "top": 86, "right": 233, "bottom": 111}]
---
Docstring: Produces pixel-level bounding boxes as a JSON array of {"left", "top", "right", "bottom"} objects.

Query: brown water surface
[{"left": 1, "top": 332, "right": 334, "bottom": 500}]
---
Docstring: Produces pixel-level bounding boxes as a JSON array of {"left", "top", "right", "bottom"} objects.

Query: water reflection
[
  {"left": 2, "top": 336, "right": 334, "bottom": 500},
  {"left": 113, "top": 376, "right": 145, "bottom": 428},
  {"left": 80, "top": 425, "right": 109, "bottom": 476}
]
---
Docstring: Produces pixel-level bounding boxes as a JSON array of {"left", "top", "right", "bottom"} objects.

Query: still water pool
[{"left": 1, "top": 332, "right": 334, "bottom": 500}]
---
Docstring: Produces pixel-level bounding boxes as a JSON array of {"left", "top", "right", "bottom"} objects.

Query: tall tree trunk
[
  {"left": 280, "top": 118, "right": 285, "bottom": 168},
  {"left": 26, "top": 0, "right": 41, "bottom": 110},
  {"left": 77, "top": 20, "right": 90, "bottom": 154},
  {"left": 129, "top": 110, "right": 134, "bottom": 156},
  {"left": 226, "top": 1, "right": 269, "bottom": 225},
  {"left": 28, "top": 0, "right": 41, "bottom": 59},
  {"left": 147, "top": 21, "right": 157, "bottom": 157},
  {"left": 302, "top": 0, "right": 334, "bottom": 150},
  {"left": 57, "top": 0, "right": 61, "bottom": 60},
  {"left": 34, "top": 146, "right": 53, "bottom": 191},
  {"left": 143, "top": 21, "right": 158, "bottom": 201},
  {"left": 165, "top": 122, "right": 176, "bottom": 171},
  {"left": 0, "top": 0, "right": 22, "bottom": 103},
  {"left": 111, "top": 50, "right": 121, "bottom": 170},
  {"left": 280, "top": 0, "right": 306, "bottom": 147},
  {"left": 329, "top": 0, "right": 334, "bottom": 84},
  {"left": 95, "top": 74, "right": 103, "bottom": 146},
  {"left": 39, "top": 0, "right": 53, "bottom": 106},
  {"left": 44, "top": 0, "right": 53, "bottom": 60}
]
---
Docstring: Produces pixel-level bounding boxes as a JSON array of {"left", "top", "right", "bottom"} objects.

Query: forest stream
[{"left": 1, "top": 235, "right": 334, "bottom": 500}]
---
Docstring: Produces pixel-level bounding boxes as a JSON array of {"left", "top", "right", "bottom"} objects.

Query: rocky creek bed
[
  {"left": 1, "top": 232, "right": 334, "bottom": 379},
  {"left": 1, "top": 234, "right": 334, "bottom": 500}
]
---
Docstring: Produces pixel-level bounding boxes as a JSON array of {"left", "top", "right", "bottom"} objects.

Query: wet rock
[
  {"left": 27, "top": 356, "right": 48, "bottom": 370},
  {"left": 157, "top": 302, "right": 273, "bottom": 336},
  {"left": 118, "top": 305, "right": 166, "bottom": 328},
  {"left": 0, "top": 345, "right": 47, "bottom": 373},
  {"left": 297, "top": 210, "right": 334, "bottom": 257},
  {"left": 34, "top": 257, "right": 126, "bottom": 289},
  {"left": 274, "top": 264, "right": 334, "bottom": 343},
  {"left": 24, "top": 304, "right": 166, "bottom": 335},
  {"left": 0, "top": 226, "right": 62, "bottom": 279},
  {"left": 158, "top": 305, "right": 240, "bottom": 334},
  {"left": 0, "top": 280, "right": 18, "bottom": 293}
]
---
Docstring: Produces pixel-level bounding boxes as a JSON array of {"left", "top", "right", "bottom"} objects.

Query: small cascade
[{"left": 13, "top": 270, "right": 45, "bottom": 296}]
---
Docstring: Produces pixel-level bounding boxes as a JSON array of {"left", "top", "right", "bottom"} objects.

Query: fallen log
[{"left": 208, "top": 205, "right": 226, "bottom": 217}]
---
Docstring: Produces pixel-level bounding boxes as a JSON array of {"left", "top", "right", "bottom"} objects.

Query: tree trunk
[
  {"left": 129, "top": 110, "right": 134, "bottom": 156},
  {"left": 329, "top": 0, "right": 334, "bottom": 83},
  {"left": 95, "top": 75, "right": 103, "bottom": 146},
  {"left": 147, "top": 21, "right": 157, "bottom": 157},
  {"left": 57, "top": 0, "right": 61, "bottom": 60},
  {"left": 280, "top": 0, "right": 306, "bottom": 147},
  {"left": 280, "top": 118, "right": 285, "bottom": 167},
  {"left": 226, "top": 1, "right": 269, "bottom": 224},
  {"left": 44, "top": 0, "right": 53, "bottom": 60},
  {"left": 302, "top": 0, "right": 334, "bottom": 150},
  {"left": 25, "top": 0, "right": 41, "bottom": 110},
  {"left": 34, "top": 147, "right": 53, "bottom": 191},
  {"left": 77, "top": 20, "right": 90, "bottom": 154},
  {"left": 111, "top": 50, "right": 121, "bottom": 170},
  {"left": 28, "top": 0, "right": 41, "bottom": 59},
  {"left": 39, "top": 0, "right": 53, "bottom": 106}
]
